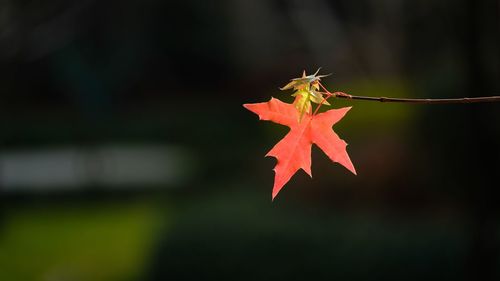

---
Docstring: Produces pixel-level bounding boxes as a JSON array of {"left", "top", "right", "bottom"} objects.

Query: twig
[
  {"left": 333, "top": 93, "right": 500, "bottom": 104},
  {"left": 317, "top": 82, "right": 500, "bottom": 105}
]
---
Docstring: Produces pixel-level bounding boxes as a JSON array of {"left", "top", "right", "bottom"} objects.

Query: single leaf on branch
[
  {"left": 245, "top": 69, "right": 500, "bottom": 200},
  {"left": 244, "top": 98, "right": 356, "bottom": 200}
]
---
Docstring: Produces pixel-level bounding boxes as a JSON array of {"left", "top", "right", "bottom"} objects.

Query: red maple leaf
[{"left": 244, "top": 98, "right": 356, "bottom": 200}]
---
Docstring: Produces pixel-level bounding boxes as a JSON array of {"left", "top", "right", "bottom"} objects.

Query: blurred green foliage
[{"left": 0, "top": 199, "right": 165, "bottom": 281}]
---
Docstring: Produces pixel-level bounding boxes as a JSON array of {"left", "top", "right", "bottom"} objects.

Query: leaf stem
[{"left": 313, "top": 83, "right": 343, "bottom": 115}]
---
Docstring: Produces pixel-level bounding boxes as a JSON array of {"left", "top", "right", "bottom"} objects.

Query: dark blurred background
[{"left": 1, "top": 0, "right": 499, "bottom": 280}]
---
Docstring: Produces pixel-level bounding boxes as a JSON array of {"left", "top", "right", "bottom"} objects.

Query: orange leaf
[{"left": 244, "top": 98, "right": 356, "bottom": 200}]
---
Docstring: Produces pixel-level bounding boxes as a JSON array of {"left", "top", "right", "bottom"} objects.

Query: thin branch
[
  {"left": 333, "top": 93, "right": 500, "bottom": 104},
  {"left": 317, "top": 82, "right": 500, "bottom": 105}
]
